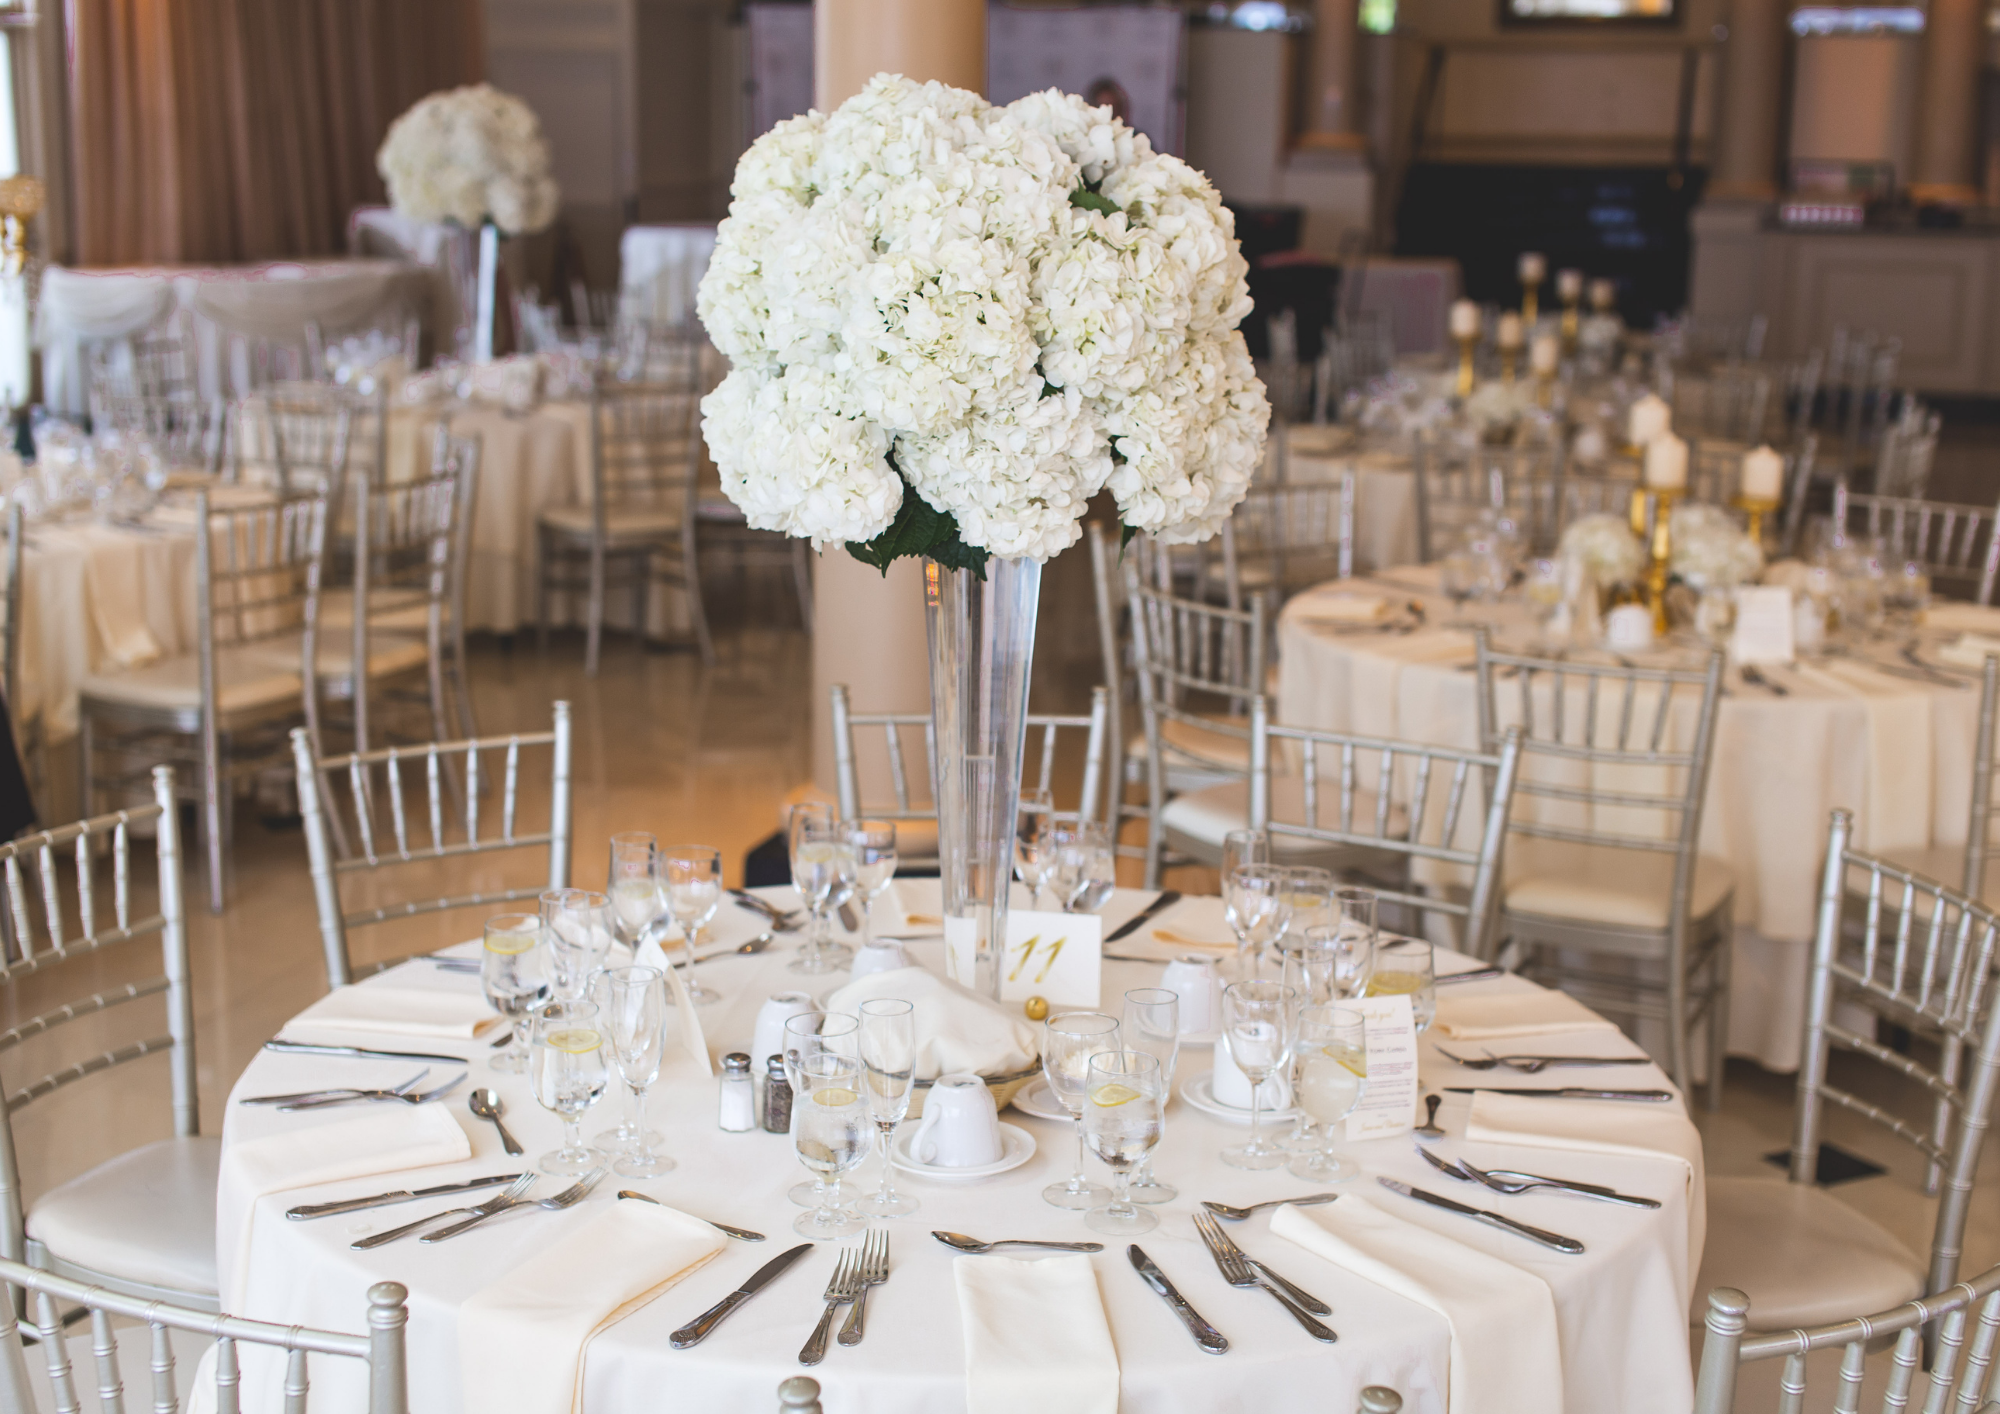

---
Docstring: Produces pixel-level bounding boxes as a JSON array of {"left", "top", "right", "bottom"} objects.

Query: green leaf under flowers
[
  {"left": 1070, "top": 187, "right": 1121, "bottom": 217},
  {"left": 845, "top": 471, "right": 990, "bottom": 580},
  {"left": 1121, "top": 523, "right": 1140, "bottom": 551}
]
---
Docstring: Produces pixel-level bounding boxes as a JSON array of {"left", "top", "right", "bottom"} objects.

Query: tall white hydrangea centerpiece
[{"left": 699, "top": 75, "right": 1268, "bottom": 996}]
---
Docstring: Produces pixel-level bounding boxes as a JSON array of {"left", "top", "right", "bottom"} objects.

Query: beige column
[
  {"left": 1299, "top": 0, "right": 1365, "bottom": 151},
  {"left": 805, "top": 0, "right": 985, "bottom": 799},
  {"left": 1911, "top": 0, "right": 1985, "bottom": 204},
  {"left": 1708, "top": 0, "right": 1787, "bottom": 199}
]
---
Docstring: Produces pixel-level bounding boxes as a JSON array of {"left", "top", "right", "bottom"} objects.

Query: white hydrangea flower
[{"left": 377, "top": 84, "right": 561, "bottom": 236}]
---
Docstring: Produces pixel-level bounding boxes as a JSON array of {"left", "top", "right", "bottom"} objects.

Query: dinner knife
[
  {"left": 1376, "top": 1178, "right": 1585, "bottom": 1254},
  {"left": 1105, "top": 890, "right": 1183, "bottom": 944},
  {"left": 1434, "top": 966, "right": 1505, "bottom": 986},
  {"left": 286, "top": 1174, "right": 524, "bottom": 1220},
  {"left": 264, "top": 1040, "right": 471, "bottom": 1066},
  {"left": 1443, "top": 1086, "right": 1674, "bottom": 1102},
  {"left": 669, "top": 1243, "right": 814, "bottom": 1348},
  {"left": 1128, "top": 1245, "right": 1229, "bottom": 1354}
]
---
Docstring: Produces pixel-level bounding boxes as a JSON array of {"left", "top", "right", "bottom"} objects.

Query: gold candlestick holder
[
  {"left": 1645, "top": 486, "right": 1682, "bottom": 636},
  {"left": 1522, "top": 285, "right": 1539, "bottom": 326},
  {"left": 1534, "top": 369, "right": 1555, "bottom": 408},
  {"left": 1500, "top": 346, "right": 1520, "bottom": 384},
  {"left": 1455, "top": 334, "right": 1476, "bottom": 397},
  {"left": 1734, "top": 492, "right": 1779, "bottom": 551},
  {"left": 1560, "top": 293, "right": 1581, "bottom": 355},
  {"left": 0, "top": 175, "right": 42, "bottom": 280}
]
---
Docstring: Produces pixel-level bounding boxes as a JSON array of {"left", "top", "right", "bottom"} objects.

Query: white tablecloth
[
  {"left": 1283, "top": 429, "right": 1418, "bottom": 573},
  {"left": 214, "top": 885, "right": 1703, "bottom": 1414},
  {"left": 1276, "top": 565, "right": 1988, "bottom": 1071}
]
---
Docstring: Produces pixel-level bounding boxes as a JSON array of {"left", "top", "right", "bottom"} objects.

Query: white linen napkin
[
  {"left": 1938, "top": 632, "right": 2000, "bottom": 670},
  {"left": 459, "top": 1200, "right": 726, "bottom": 1414},
  {"left": 1271, "top": 1197, "right": 1562, "bottom": 1414},
  {"left": 281, "top": 983, "right": 502, "bottom": 1041},
  {"left": 216, "top": 1105, "right": 470, "bottom": 1304},
  {"left": 1432, "top": 989, "right": 1623, "bottom": 1041},
  {"left": 824, "top": 966, "right": 1040, "bottom": 1079},
  {"left": 953, "top": 1254, "right": 1118, "bottom": 1414},
  {"left": 1466, "top": 1090, "right": 1706, "bottom": 1271},
  {"left": 1295, "top": 590, "right": 1390, "bottom": 624}
]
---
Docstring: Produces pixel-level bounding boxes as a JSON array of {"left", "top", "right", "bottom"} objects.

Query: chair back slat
[{"left": 1831, "top": 483, "right": 2000, "bottom": 605}]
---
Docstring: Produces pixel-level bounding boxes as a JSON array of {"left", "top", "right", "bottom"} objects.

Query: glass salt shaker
[{"left": 719, "top": 1052, "right": 756, "bottom": 1133}]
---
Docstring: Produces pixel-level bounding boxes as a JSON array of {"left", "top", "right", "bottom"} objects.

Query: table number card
[
  {"left": 998, "top": 910, "right": 1102, "bottom": 1009},
  {"left": 1343, "top": 993, "right": 1418, "bottom": 1141},
  {"left": 1731, "top": 585, "right": 1796, "bottom": 665}
]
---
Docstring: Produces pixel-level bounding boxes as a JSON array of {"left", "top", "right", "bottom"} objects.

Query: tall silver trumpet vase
[{"left": 924, "top": 556, "right": 1040, "bottom": 1002}]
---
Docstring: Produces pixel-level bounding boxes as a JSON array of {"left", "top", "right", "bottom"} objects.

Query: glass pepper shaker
[
  {"left": 719, "top": 1052, "right": 756, "bottom": 1133},
  {"left": 762, "top": 1054, "right": 793, "bottom": 1133}
]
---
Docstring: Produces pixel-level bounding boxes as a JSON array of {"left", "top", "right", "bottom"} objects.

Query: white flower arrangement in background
[
  {"left": 1558, "top": 513, "right": 1647, "bottom": 588},
  {"left": 696, "top": 75, "right": 1269, "bottom": 569},
  {"left": 377, "top": 83, "right": 560, "bottom": 237},
  {"left": 1462, "top": 378, "right": 1532, "bottom": 439},
  {"left": 1671, "top": 501, "right": 1764, "bottom": 590}
]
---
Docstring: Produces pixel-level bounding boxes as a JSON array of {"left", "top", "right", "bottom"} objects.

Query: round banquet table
[
  {"left": 1280, "top": 425, "right": 1420, "bottom": 576},
  {"left": 216, "top": 884, "right": 1703, "bottom": 1414},
  {"left": 1276, "top": 562, "right": 1995, "bottom": 1072}
]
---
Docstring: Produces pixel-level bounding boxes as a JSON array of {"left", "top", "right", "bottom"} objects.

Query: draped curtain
[{"left": 67, "top": 0, "right": 484, "bottom": 266}]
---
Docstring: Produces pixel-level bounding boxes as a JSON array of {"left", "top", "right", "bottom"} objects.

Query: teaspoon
[
  {"left": 469, "top": 1088, "right": 524, "bottom": 1156},
  {"left": 932, "top": 1231, "right": 1104, "bottom": 1254}
]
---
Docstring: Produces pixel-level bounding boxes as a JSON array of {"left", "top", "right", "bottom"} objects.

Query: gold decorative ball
[{"left": 1023, "top": 996, "right": 1049, "bottom": 1022}]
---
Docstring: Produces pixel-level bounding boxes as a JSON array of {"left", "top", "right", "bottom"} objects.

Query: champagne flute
[
  {"left": 1290, "top": 1004, "right": 1369, "bottom": 1182},
  {"left": 1278, "top": 866, "right": 1337, "bottom": 964},
  {"left": 603, "top": 966, "right": 673, "bottom": 1177},
  {"left": 1121, "top": 987, "right": 1179, "bottom": 1204},
  {"left": 481, "top": 913, "right": 548, "bottom": 1075},
  {"left": 660, "top": 844, "right": 722, "bottom": 1004},
  {"left": 1220, "top": 980, "right": 1297, "bottom": 1170},
  {"left": 1368, "top": 937, "right": 1437, "bottom": 1034},
  {"left": 1042, "top": 1011, "right": 1120, "bottom": 1209},
  {"left": 1224, "top": 864, "right": 1291, "bottom": 983},
  {"left": 1329, "top": 888, "right": 1379, "bottom": 999},
  {"left": 1015, "top": 788, "right": 1054, "bottom": 908},
  {"left": 532, "top": 1002, "right": 609, "bottom": 1176},
  {"left": 785, "top": 801, "right": 834, "bottom": 959},
  {"left": 846, "top": 821, "right": 899, "bottom": 947},
  {"left": 792, "top": 1051, "right": 871, "bottom": 1241},
  {"left": 1082, "top": 1050, "right": 1163, "bottom": 1236},
  {"left": 606, "top": 831, "right": 662, "bottom": 956},
  {"left": 789, "top": 809, "right": 857, "bottom": 974},
  {"left": 856, "top": 998, "right": 918, "bottom": 1218},
  {"left": 783, "top": 1011, "right": 862, "bottom": 1209}
]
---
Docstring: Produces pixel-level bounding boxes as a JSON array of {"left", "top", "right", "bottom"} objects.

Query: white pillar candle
[
  {"left": 1627, "top": 392, "right": 1670, "bottom": 445},
  {"left": 1449, "top": 299, "right": 1480, "bottom": 339},
  {"left": 1589, "top": 277, "right": 1617, "bottom": 311},
  {"left": 1518, "top": 252, "right": 1547, "bottom": 286},
  {"left": 1644, "top": 432, "right": 1689, "bottom": 491},
  {"left": 1530, "top": 331, "right": 1560, "bottom": 374},
  {"left": 1557, "top": 268, "right": 1584, "bottom": 301},
  {"left": 1496, "top": 312, "right": 1525, "bottom": 349},
  {"left": 1741, "top": 444, "right": 1785, "bottom": 500}
]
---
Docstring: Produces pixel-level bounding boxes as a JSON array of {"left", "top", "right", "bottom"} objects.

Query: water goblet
[
  {"left": 1277, "top": 866, "right": 1337, "bottom": 959},
  {"left": 792, "top": 1051, "right": 871, "bottom": 1241},
  {"left": 788, "top": 807, "right": 856, "bottom": 974},
  {"left": 856, "top": 998, "right": 918, "bottom": 1218},
  {"left": 1221, "top": 829, "right": 1269, "bottom": 887},
  {"left": 660, "top": 844, "right": 723, "bottom": 1005},
  {"left": 1015, "top": 788, "right": 1054, "bottom": 909},
  {"left": 548, "top": 890, "right": 614, "bottom": 1015},
  {"left": 1082, "top": 1050, "right": 1164, "bottom": 1237},
  {"left": 602, "top": 966, "right": 673, "bottom": 1177},
  {"left": 532, "top": 1003, "right": 609, "bottom": 1176},
  {"left": 1057, "top": 820, "right": 1115, "bottom": 914},
  {"left": 1121, "top": 987, "right": 1179, "bottom": 1204},
  {"left": 1224, "top": 864, "right": 1291, "bottom": 983},
  {"left": 784, "top": 1011, "right": 862, "bottom": 1208},
  {"left": 1041, "top": 1011, "right": 1120, "bottom": 1209},
  {"left": 1367, "top": 937, "right": 1437, "bottom": 1034},
  {"left": 1289, "top": 1004, "right": 1369, "bottom": 1182},
  {"left": 606, "top": 831, "right": 662, "bottom": 955},
  {"left": 846, "top": 821, "right": 899, "bottom": 947},
  {"left": 1220, "top": 980, "right": 1298, "bottom": 1170},
  {"left": 481, "top": 913, "right": 548, "bottom": 1075}
]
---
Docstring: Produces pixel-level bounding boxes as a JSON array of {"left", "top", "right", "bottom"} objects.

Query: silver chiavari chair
[
  {"left": 1673, "top": 363, "right": 1772, "bottom": 445},
  {"left": 0, "top": 1258, "right": 409, "bottom": 1414},
  {"left": 0, "top": 768, "right": 207, "bottom": 1310},
  {"left": 1214, "top": 475, "right": 1356, "bottom": 609},
  {"left": 0, "top": 501, "right": 41, "bottom": 805},
  {"left": 829, "top": 684, "right": 1109, "bottom": 873},
  {"left": 1875, "top": 398, "right": 1941, "bottom": 500},
  {"left": 1694, "top": 1264, "right": 2000, "bottom": 1414},
  {"left": 1474, "top": 632, "right": 1732, "bottom": 1104},
  {"left": 1830, "top": 481, "right": 2000, "bottom": 605},
  {"left": 228, "top": 384, "right": 355, "bottom": 496},
  {"left": 290, "top": 702, "right": 573, "bottom": 987},
  {"left": 1412, "top": 431, "right": 1508, "bottom": 563},
  {"left": 1697, "top": 810, "right": 2000, "bottom": 1342},
  {"left": 1777, "top": 435, "right": 1821, "bottom": 556}
]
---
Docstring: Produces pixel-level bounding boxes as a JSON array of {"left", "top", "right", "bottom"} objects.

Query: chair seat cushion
[
  {"left": 78, "top": 647, "right": 300, "bottom": 716},
  {"left": 1162, "top": 777, "right": 1409, "bottom": 855},
  {"left": 314, "top": 589, "right": 435, "bottom": 634},
  {"left": 27, "top": 1135, "right": 220, "bottom": 1298},
  {"left": 1504, "top": 839, "right": 1735, "bottom": 930},
  {"left": 1124, "top": 713, "right": 1252, "bottom": 773},
  {"left": 1694, "top": 1175, "right": 1924, "bottom": 1328},
  {"left": 247, "top": 631, "right": 431, "bottom": 682},
  {"left": 1876, "top": 843, "right": 2000, "bottom": 909},
  {"left": 539, "top": 504, "right": 682, "bottom": 540}
]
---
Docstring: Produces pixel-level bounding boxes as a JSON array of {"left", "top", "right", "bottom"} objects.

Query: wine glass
[
  {"left": 1368, "top": 937, "right": 1437, "bottom": 1034},
  {"left": 1221, "top": 829, "right": 1268, "bottom": 886},
  {"left": 1015, "top": 788, "right": 1054, "bottom": 908},
  {"left": 1081, "top": 1050, "right": 1164, "bottom": 1236},
  {"left": 856, "top": 998, "right": 918, "bottom": 1218},
  {"left": 542, "top": 888, "right": 610, "bottom": 1015},
  {"left": 784, "top": 1011, "right": 862, "bottom": 1209},
  {"left": 1278, "top": 866, "right": 1337, "bottom": 962},
  {"left": 1042, "top": 1011, "right": 1120, "bottom": 1209},
  {"left": 846, "top": 821, "right": 899, "bottom": 947},
  {"left": 1223, "top": 864, "right": 1290, "bottom": 983},
  {"left": 1220, "top": 980, "right": 1297, "bottom": 1170},
  {"left": 792, "top": 1050, "right": 871, "bottom": 1240},
  {"left": 481, "top": 913, "right": 548, "bottom": 1075},
  {"left": 1121, "top": 987, "right": 1179, "bottom": 1204},
  {"left": 789, "top": 808, "right": 857, "bottom": 974},
  {"left": 606, "top": 831, "right": 662, "bottom": 956},
  {"left": 1056, "top": 820, "right": 1115, "bottom": 914},
  {"left": 1289, "top": 1004, "right": 1369, "bottom": 1182},
  {"left": 602, "top": 966, "right": 673, "bottom": 1177},
  {"left": 532, "top": 1002, "right": 609, "bottom": 1176},
  {"left": 660, "top": 844, "right": 723, "bottom": 1005}
]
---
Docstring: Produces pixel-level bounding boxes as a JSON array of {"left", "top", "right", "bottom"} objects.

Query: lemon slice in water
[
  {"left": 484, "top": 932, "right": 538, "bottom": 956},
  {"left": 812, "top": 1087, "right": 859, "bottom": 1107},
  {"left": 544, "top": 1027, "right": 601, "bottom": 1054},
  {"left": 1091, "top": 1082, "right": 1141, "bottom": 1107}
]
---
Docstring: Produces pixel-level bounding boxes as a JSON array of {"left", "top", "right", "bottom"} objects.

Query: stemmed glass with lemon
[
  {"left": 532, "top": 1003, "right": 609, "bottom": 1176},
  {"left": 1082, "top": 1050, "right": 1164, "bottom": 1236}
]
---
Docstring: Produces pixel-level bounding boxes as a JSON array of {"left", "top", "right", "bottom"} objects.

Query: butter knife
[
  {"left": 670, "top": 1243, "right": 814, "bottom": 1348},
  {"left": 1377, "top": 1177, "right": 1585, "bottom": 1253},
  {"left": 1106, "top": 890, "right": 1182, "bottom": 943},
  {"left": 287, "top": 1173, "right": 522, "bottom": 1220},
  {"left": 1443, "top": 1086, "right": 1673, "bottom": 1102},
  {"left": 1128, "top": 1244, "right": 1229, "bottom": 1354}
]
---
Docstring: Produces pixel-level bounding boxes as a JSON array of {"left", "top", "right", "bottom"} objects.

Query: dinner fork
[
  {"left": 799, "top": 1251, "right": 864, "bottom": 1366},
  {"left": 1416, "top": 1145, "right": 1658, "bottom": 1208},
  {"left": 350, "top": 1172, "right": 538, "bottom": 1249},
  {"left": 277, "top": 1072, "right": 465, "bottom": 1111},
  {"left": 241, "top": 1069, "right": 430, "bottom": 1106},
  {"left": 837, "top": 1230, "right": 888, "bottom": 1347},
  {"left": 1191, "top": 1211, "right": 1336, "bottom": 1342},
  {"left": 1196, "top": 1216, "right": 1331, "bottom": 1316},
  {"left": 1434, "top": 1048, "right": 1649, "bottom": 1074},
  {"left": 420, "top": 1165, "right": 609, "bottom": 1243}
]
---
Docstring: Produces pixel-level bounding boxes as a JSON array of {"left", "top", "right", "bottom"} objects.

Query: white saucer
[
  {"left": 1178, "top": 1072, "right": 1299, "bottom": 1125},
  {"left": 891, "top": 1122, "right": 1036, "bottom": 1179},
  {"left": 1009, "top": 1079, "right": 1070, "bottom": 1121}
]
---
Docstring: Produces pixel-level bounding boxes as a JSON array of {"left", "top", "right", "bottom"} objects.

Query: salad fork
[
  {"left": 421, "top": 1166, "right": 609, "bottom": 1242},
  {"left": 837, "top": 1230, "right": 889, "bottom": 1347},
  {"left": 242, "top": 1069, "right": 429, "bottom": 1107},
  {"left": 799, "top": 1252, "right": 863, "bottom": 1366},
  {"left": 351, "top": 1172, "right": 537, "bottom": 1249},
  {"left": 1192, "top": 1211, "right": 1336, "bottom": 1342}
]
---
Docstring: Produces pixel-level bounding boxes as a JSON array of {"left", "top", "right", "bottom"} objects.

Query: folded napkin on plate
[
  {"left": 218, "top": 1105, "right": 470, "bottom": 1304},
  {"left": 282, "top": 983, "right": 501, "bottom": 1041},
  {"left": 1938, "top": 632, "right": 2000, "bottom": 670},
  {"left": 1466, "top": 1090, "right": 1706, "bottom": 1273},
  {"left": 460, "top": 1200, "right": 725, "bottom": 1414},
  {"left": 954, "top": 1254, "right": 1118, "bottom": 1414},
  {"left": 1432, "top": 989, "right": 1622, "bottom": 1041},
  {"left": 825, "top": 967, "right": 1038, "bottom": 1079},
  {"left": 1272, "top": 1198, "right": 1561, "bottom": 1414},
  {"left": 1926, "top": 602, "right": 2000, "bottom": 636},
  {"left": 1295, "top": 590, "right": 1390, "bottom": 624}
]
